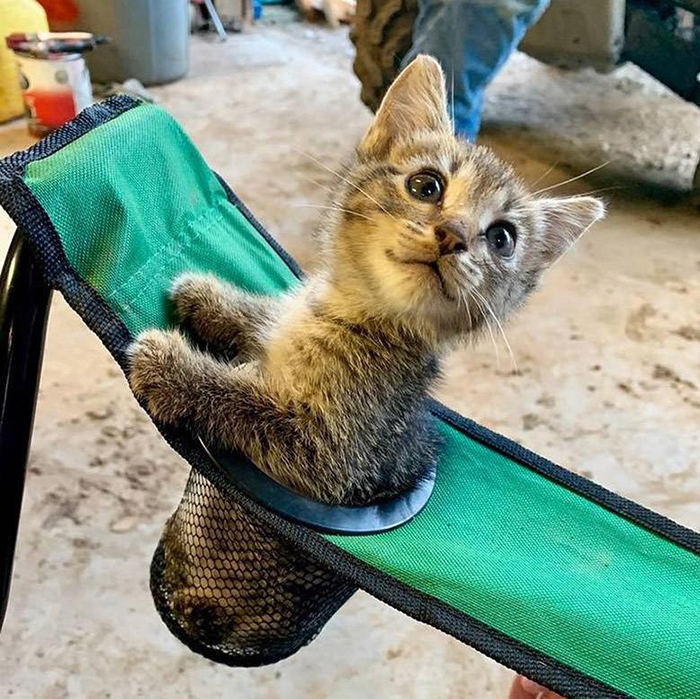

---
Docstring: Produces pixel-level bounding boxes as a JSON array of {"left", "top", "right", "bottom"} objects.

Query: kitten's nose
[{"left": 435, "top": 223, "right": 467, "bottom": 256}]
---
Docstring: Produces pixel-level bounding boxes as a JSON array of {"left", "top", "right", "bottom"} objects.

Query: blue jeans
[{"left": 402, "top": 0, "right": 550, "bottom": 140}]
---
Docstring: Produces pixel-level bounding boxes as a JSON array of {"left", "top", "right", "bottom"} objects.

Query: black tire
[{"left": 350, "top": 0, "right": 419, "bottom": 112}]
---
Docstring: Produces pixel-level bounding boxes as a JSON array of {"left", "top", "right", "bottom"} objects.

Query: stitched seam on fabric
[
  {"left": 112, "top": 207, "right": 223, "bottom": 314},
  {"left": 214, "top": 174, "right": 305, "bottom": 280},
  {"left": 103, "top": 205, "right": 218, "bottom": 304}
]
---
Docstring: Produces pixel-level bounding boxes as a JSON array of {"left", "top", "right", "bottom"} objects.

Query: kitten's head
[{"left": 325, "top": 55, "right": 605, "bottom": 342}]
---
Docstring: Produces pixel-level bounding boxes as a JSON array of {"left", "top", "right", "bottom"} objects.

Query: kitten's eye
[
  {"left": 485, "top": 222, "right": 516, "bottom": 258},
  {"left": 406, "top": 172, "right": 444, "bottom": 203}
]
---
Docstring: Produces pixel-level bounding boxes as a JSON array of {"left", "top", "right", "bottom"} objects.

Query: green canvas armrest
[{"left": 0, "top": 97, "right": 698, "bottom": 699}]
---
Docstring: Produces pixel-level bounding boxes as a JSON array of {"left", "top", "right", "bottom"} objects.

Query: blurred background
[{"left": 0, "top": 2, "right": 698, "bottom": 697}]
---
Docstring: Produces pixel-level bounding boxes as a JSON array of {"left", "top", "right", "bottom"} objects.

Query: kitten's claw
[{"left": 127, "top": 329, "right": 191, "bottom": 423}]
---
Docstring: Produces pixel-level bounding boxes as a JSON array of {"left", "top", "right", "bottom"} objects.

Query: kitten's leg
[
  {"left": 171, "top": 273, "right": 279, "bottom": 356},
  {"left": 127, "top": 329, "right": 308, "bottom": 484},
  {"left": 128, "top": 328, "right": 262, "bottom": 432}
]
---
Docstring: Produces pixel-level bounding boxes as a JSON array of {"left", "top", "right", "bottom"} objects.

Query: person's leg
[
  {"left": 402, "top": 0, "right": 550, "bottom": 140},
  {"left": 404, "top": 6, "right": 571, "bottom": 699}
]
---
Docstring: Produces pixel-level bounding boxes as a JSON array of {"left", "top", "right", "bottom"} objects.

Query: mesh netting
[{"left": 150, "top": 469, "right": 357, "bottom": 666}]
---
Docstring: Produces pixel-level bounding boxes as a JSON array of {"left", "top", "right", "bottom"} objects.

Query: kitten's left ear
[
  {"left": 537, "top": 196, "right": 606, "bottom": 263},
  {"left": 358, "top": 54, "right": 451, "bottom": 158}
]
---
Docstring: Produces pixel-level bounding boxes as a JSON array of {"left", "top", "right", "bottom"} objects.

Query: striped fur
[{"left": 128, "top": 55, "right": 605, "bottom": 506}]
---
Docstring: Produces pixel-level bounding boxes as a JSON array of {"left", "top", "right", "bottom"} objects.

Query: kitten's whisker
[
  {"left": 569, "top": 185, "right": 630, "bottom": 198},
  {"left": 529, "top": 160, "right": 560, "bottom": 189},
  {"left": 469, "top": 291, "right": 501, "bottom": 367},
  {"left": 471, "top": 288, "right": 518, "bottom": 372},
  {"left": 299, "top": 172, "right": 334, "bottom": 194},
  {"left": 292, "top": 203, "right": 373, "bottom": 221},
  {"left": 533, "top": 161, "right": 611, "bottom": 195},
  {"left": 484, "top": 318, "right": 501, "bottom": 368},
  {"left": 293, "top": 148, "right": 397, "bottom": 221},
  {"left": 460, "top": 288, "right": 474, "bottom": 331}
]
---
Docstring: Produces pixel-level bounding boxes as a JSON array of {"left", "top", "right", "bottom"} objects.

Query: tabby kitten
[{"left": 128, "top": 54, "right": 604, "bottom": 506}]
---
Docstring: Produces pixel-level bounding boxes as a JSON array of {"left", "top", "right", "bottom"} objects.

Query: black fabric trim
[
  {"left": 0, "top": 97, "right": 140, "bottom": 367},
  {"left": 428, "top": 401, "right": 700, "bottom": 553},
  {"left": 0, "top": 96, "right": 139, "bottom": 185},
  {"left": 215, "top": 174, "right": 305, "bottom": 280},
  {"left": 0, "top": 97, "right": 695, "bottom": 698}
]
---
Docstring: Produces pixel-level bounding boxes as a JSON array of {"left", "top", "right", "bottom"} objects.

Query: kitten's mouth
[
  {"left": 387, "top": 250, "right": 455, "bottom": 302},
  {"left": 425, "top": 261, "right": 452, "bottom": 300}
]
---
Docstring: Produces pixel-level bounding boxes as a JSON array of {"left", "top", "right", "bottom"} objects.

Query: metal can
[
  {"left": 7, "top": 32, "right": 102, "bottom": 137},
  {"left": 14, "top": 51, "right": 92, "bottom": 136}
]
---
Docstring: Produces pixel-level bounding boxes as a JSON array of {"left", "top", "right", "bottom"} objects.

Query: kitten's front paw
[
  {"left": 171, "top": 272, "right": 221, "bottom": 326},
  {"left": 127, "top": 329, "right": 190, "bottom": 423}
]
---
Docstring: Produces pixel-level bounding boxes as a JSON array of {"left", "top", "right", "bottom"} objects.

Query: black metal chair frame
[{"left": 0, "top": 231, "right": 51, "bottom": 633}]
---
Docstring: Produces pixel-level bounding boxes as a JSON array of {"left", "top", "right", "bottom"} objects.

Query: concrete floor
[{"left": 0, "top": 23, "right": 699, "bottom": 699}]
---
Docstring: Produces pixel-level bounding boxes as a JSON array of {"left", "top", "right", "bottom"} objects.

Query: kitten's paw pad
[
  {"left": 127, "top": 329, "right": 189, "bottom": 422},
  {"left": 170, "top": 272, "right": 222, "bottom": 324}
]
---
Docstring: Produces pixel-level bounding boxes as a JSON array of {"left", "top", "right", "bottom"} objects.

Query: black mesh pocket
[{"left": 150, "top": 469, "right": 357, "bottom": 666}]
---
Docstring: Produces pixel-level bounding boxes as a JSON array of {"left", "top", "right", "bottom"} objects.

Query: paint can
[{"left": 6, "top": 32, "right": 102, "bottom": 136}]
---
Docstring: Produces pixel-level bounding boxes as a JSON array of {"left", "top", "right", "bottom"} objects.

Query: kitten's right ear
[
  {"left": 537, "top": 195, "right": 606, "bottom": 264},
  {"left": 358, "top": 54, "right": 451, "bottom": 158}
]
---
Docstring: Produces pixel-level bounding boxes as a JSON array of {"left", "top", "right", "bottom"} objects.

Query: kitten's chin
[{"left": 365, "top": 255, "right": 467, "bottom": 339}]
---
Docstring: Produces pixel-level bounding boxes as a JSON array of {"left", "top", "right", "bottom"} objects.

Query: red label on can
[{"left": 23, "top": 89, "right": 77, "bottom": 129}]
